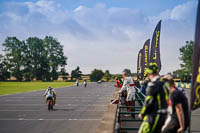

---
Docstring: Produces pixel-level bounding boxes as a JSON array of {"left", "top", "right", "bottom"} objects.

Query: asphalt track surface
[{"left": 0, "top": 82, "right": 115, "bottom": 133}]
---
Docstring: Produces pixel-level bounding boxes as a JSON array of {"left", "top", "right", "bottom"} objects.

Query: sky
[{"left": 0, "top": 0, "right": 198, "bottom": 74}]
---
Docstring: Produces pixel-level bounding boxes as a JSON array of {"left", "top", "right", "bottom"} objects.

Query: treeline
[
  {"left": 0, "top": 36, "right": 67, "bottom": 81},
  {"left": 70, "top": 67, "right": 113, "bottom": 82},
  {"left": 171, "top": 41, "right": 193, "bottom": 82}
]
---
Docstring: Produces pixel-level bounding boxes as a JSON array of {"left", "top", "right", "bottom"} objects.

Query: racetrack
[{"left": 0, "top": 82, "right": 115, "bottom": 133}]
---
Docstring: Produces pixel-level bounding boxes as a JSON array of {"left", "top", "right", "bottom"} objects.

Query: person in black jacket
[
  {"left": 162, "top": 74, "right": 189, "bottom": 133},
  {"left": 138, "top": 63, "right": 169, "bottom": 133}
]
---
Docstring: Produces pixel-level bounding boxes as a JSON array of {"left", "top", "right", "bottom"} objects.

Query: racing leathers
[
  {"left": 138, "top": 76, "right": 169, "bottom": 133},
  {"left": 119, "top": 77, "right": 136, "bottom": 115},
  {"left": 44, "top": 89, "right": 56, "bottom": 105},
  {"left": 119, "top": 76, "right": 135, "bottom": 102}
]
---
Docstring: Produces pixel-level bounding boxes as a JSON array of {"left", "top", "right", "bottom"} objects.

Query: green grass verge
[{"left": 0, "top": 82, "right": 75, "bottom": 95}]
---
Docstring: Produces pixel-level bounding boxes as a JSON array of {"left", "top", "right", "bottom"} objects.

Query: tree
[
  {"left": 0, "top": 54, "right": 10, "bottom": 81},
  {"left": 60, "top": 68, "right": 69, "bottom": 80},
  {"left": 179, "top": 41, "right": 193, "bottom": 74},
  {"left": 2, "top": 36, "right": 67, "bottom": 81},
  {"left": 71, "top": 66, "right": 82, "bottom": 80},
  {"left": 114, "top": 74, "right": 122, "bottom": 79},
  {"left": 60, "top": 68, "right": 69, "bottom": 76},
  {"left": 25, "top": 36, "right": 67, "bottom": 81},
  {"left": 3, "top": 37, "right": 26, "bottom": 81},
  {"left": 22, "top": 40, "right": 33, "bottom": 81},
  {"left": 172, "top": 41, "right": 194, "bottom": 82},
  {"left": 43, "top": 36, "right": 67, "bottom": 80},
  {"left": 178, "top": 41, "right": 194, "bottom": 81},
  {"left": 104, "top": 70, "right": 112, "bottom": 82},
  {"left": 90, "top": 69, "right": 104, "bottom": 82},
  {"left": 173, "top": 69, "right": 191, "bottom": 82},
  {"left": 26, "top": 37, "right": 48, "bottom": 80}
]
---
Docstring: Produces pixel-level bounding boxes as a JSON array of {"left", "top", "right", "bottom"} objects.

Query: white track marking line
[
  {"left": 0, "top": 96, "right": 112, "bottom": 99},
  {"left": 0, "top": 110, "right": 106, "bottom": 112},
  {"left": 0, "top": 118, "right": 101, "bottom": 121},
  {"left": 0, "top": 103, "right": 46, "bottom": 106},
  {"left": 3, "top": 99, "right": 109, "bottom": 102},
  {"left": 0, "top": 104, "right": 107, "bottom": 106}
]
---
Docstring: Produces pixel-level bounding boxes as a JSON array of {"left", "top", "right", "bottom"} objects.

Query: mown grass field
[{"left": 0, "top": 81, "right": 75, "bottom": 95}]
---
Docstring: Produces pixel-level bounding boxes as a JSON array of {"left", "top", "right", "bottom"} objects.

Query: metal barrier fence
[{"left": 115, "top": 87, "right": 146, "bottom": 133}]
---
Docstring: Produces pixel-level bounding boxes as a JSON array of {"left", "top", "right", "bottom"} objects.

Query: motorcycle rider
[
  {"left": 138, "top": 63, "right": 169, "bottom": 133},
  {"left": 44, "top": 86, "right": 56, "bottom": 105}
]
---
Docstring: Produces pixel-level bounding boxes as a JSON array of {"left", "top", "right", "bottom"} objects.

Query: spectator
[
  {"left": 115, "top": 77, "right": 122, "bottom": 88},
  {"left": 83, "top": 80, "right": 87, "bottom": 87},
  {"left": 162, "top": 74, "right": 189, "bottom": 133},
  {"left": 117, "top": 69, "right": 135, "bottom": 117},
  {"left": 134, "top": 79, "right": 141, "bottom": 88},
  {"left": 76, "top": 79, "right": 79, "bottom": 86},
  {"left": 140, "top": 80, "right": 149, "bottom": 95}
]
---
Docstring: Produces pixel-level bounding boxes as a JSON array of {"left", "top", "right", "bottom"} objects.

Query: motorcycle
[{"left": 46, "top": 95, "right": 54, "bottom": 111}]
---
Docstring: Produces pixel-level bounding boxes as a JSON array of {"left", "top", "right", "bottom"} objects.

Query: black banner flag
[
  {"left": 150, "top": 20, "right": 162, "bottom": 71},
  {"left": 191, "top": 0, "right": 200, "bottom": 111},
  {"left": 141, "top": 39, "right": 150, "bottom": 79},
  {"left": 137, "top": 49, "right": 143, "bottom": 78}
]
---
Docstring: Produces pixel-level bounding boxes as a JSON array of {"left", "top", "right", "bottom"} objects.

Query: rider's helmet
[
  {"left": 48, "top": 86, "right": 52, "bottom": 91},
  {"left": 145, "top": 63, "right": 159, "bottom": 76}
]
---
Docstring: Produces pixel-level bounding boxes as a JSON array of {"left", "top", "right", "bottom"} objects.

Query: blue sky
[
  {"left": 0, "top": 0, "right": 198, "bottom": 74},
  {"left": 0, "top": 0, "right": 190, "bottom": 14}
]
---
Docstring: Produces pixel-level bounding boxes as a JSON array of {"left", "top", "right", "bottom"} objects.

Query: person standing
[
  {"left": 134, "top": 78, "right": 141, "bottom": 88},
  {"left": 115, "top": 77, "right": 122, "bottom": 88},
  {"left": 140, "top": 80, "right": 149, "bottom": 95},
  {"left": 76, "top": 79, "right": 79, "bottom": 86},
  {"left": 162, "top": 74, "right": 189, "bottom": 133},
  {"left": 83, "top": 80, "right": 87, "bottom": 87},
  {"left": 118, "top": 69, "right": 135, "bottom": 115},
  {"left": 138, "top": 63, "right": 169, "bottom": 133}
]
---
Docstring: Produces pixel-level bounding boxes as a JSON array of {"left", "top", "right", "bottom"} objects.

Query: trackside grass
[{"left": 0, "top": 82, "right": 75, "bottom": 95}]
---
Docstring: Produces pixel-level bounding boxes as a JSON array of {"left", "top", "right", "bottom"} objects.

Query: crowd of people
[
  {"left": 114, "top": 63, "right": 189, "bottom": 133},
  {"left": 43, "top": 65, "right": 189, "bottom": 133}
]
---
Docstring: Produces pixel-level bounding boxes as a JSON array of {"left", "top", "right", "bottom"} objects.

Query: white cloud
[
  {"left": 74, "top": 5, "right": 85, "bottom": 12},
  {"left": 0, "top": 0, "right": 197, "bottom": 74},
  {"left": 25, "top": 0, "right": 68, "bottom": 24},
  {"left": 170, "top": 1, "right": 196, "bottom": 21},
  {"left": 148, "top": 0, "right": 197, "bottom": 24}
]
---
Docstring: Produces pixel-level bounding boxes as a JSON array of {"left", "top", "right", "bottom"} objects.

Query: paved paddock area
[
  {"left": 185, "top": 89, "right": 200, "bottom": 133},
  {"left": 0, "top": 82, "right": 115, "bottom": 133}
]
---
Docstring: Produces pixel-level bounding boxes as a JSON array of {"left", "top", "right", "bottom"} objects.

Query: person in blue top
[{"left": 140, "top": 80, "right": 149, "bottom": 95}]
